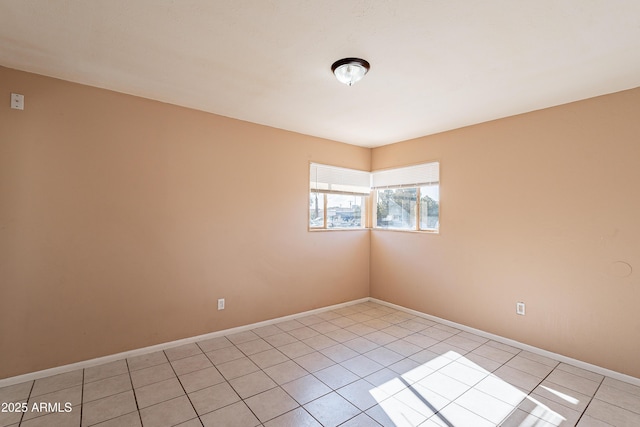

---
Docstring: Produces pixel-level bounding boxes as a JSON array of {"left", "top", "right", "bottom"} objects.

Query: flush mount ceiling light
[{"left": 331, "top": 58, "right": 370, "bottom": 86}]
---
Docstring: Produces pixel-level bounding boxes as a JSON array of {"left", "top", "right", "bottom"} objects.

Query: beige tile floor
[{"left": 1, "top": 301, "right": 639, "bottom": 427}]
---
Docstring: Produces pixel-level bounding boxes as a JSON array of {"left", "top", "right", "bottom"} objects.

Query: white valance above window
[
  {"left": 371, "top": 162, "right": 439, "bottom": 189},
  {"left": 310, "top": 163, "right": 371, "bottom": 195}
]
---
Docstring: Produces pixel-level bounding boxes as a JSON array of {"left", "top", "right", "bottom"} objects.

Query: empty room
[{"left": 1, "top": 1, "right": 639, "bottom": 426}]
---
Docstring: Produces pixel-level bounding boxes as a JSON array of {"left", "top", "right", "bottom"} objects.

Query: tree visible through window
[
  {"left": 308, "top": 161, "right": 439, "bottom": 232},
  {"left": 373, "top": 162, "right": 439, "bottom": 232}
]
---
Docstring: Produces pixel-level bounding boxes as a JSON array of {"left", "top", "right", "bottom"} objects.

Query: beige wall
[
  {"left": 0, "top": 66, "right": 371, "bottom": 379},
  {"left": 371, "top": 88, "right": 640, "bottom": 378},
  {"left": 2, "top": 64, "right": 639, "bottom": 381}
]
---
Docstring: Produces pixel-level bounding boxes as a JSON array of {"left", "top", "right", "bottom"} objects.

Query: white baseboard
[
  {"left": 3, "top": 296, "right": 638, "bottom": 389},
  {"left": 0, "top": 298, "right": 369, "bottom": 388},
  {"left": 370, "top": 297, "right": 640, "bottom": 388}
]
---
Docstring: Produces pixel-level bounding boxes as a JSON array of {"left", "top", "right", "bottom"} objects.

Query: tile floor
[{"left": 1, "top": 301, "right": 639, "bottom": 427}]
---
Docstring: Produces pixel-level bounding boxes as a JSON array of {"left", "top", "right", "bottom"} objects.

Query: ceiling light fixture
[{"left": 331, "top": 58, "right": 370, "bottom": 86}]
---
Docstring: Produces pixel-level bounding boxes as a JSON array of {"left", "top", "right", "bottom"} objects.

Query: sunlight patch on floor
[{"left": 368, "top": 351, "right": 570, "bottom": 426}]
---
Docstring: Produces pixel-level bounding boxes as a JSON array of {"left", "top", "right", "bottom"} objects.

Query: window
[
  {"left": 308, "top": 161, "right": 439, "bottom": 232},
  {"left": 309, "top": 163, "right": 369, "bottom": 230},
  {"left": 372, "top": 162, "right": 439, "bottom": 232},
  {"left": 376, "top": 188, "right": 416, "bottom": 229}
]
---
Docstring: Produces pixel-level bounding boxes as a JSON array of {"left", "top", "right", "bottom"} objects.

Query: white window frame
[
  {"left": 309, "top": 163, "right": 370, "bottom": 231},
  {"left": 372, "top": 162, "right": 440, "bottom": 233}
]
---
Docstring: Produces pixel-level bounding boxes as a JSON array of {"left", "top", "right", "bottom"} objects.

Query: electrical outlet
[
  {"left": 217, "top": 298, "right": 225, "bottom": 310},
  {"left": 516, "top": 302, "right": 526, "bottom": 316},
  {"left": 11, "top": 93, "right": 24, "bottom": 110}
]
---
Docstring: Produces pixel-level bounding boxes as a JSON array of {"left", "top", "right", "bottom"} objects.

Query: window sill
[
  {"left": 308, "top": 227, "right": 369, "bottom": 232},
  {"left": 308, "top": 227, "right": 438, "bottom": 234},
  {"left": 372, "top": 228, "right": 439, "bottom": 234}
]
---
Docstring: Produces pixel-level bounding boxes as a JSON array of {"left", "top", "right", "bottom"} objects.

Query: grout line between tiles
[
  {"left": 574, "top": 375, "right": 606, "bottom": 427},
  {"left": 163, "top": 349, "right": 204, "bottom": 426},
  {"left": 124, "top": 359, "right": 144, "bottom": 427},
  {"left": 17, "top": 380, "right": 35, "bottom": 426},
  {"left": 78, "top": 369, "right": 84, "bottom": 427}
]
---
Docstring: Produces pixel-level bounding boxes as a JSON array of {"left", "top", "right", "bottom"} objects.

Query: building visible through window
[
  {"left": 309, "top": 163, "right": 369, "bottom": 230},
  {"left": 309, "top": 161, "right": 439, "bottom": 232}
]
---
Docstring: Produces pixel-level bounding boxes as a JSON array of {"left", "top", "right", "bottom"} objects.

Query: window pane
[
  {"left": 309, "top": 192, "right": 323, "bottom": 228},
  {"left": 420, "top": 185, "right": 440, "bottom": 230},
  {"left": 376, "top": 188, "right": 416, "bottom": 229},
  {"left": 326, "top": 194, "right": 362, "bottom": 228}
]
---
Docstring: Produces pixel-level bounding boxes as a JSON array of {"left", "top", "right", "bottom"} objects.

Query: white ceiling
[{"left": 1, "top": 1, "right": 639, "bottom": 147}]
